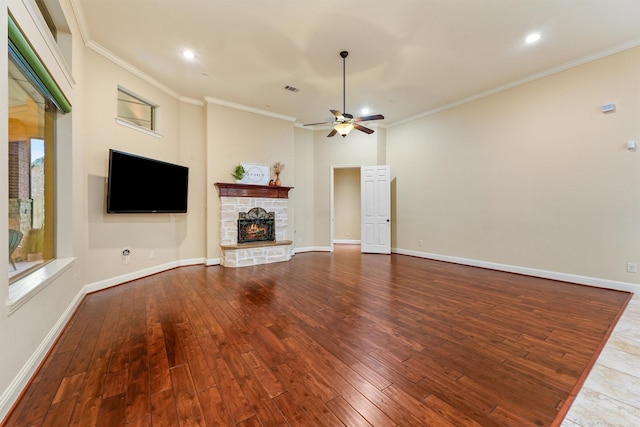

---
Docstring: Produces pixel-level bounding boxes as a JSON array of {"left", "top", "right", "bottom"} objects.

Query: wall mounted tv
[{"left": 107, "top": 149, "right": 189, "bottom": 213}]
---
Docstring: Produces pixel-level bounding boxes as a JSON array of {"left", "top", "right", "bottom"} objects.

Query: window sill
[
  {"left": 6, "top": 257, "right": 76, "bottom": 316},
  {"left": 115, "top": 118, "right": 163, "bottom": 138}
]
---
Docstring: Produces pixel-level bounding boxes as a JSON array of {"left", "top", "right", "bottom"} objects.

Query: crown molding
[
  {"left": 68, "top": 0, "right": 640, "bottom": 127},
  {"left": 179, "top": 97, "right": 205, "bottom": 107},
  {"left": 68, "top": 0, "right": 90, "bottom": 45},
  {"left": 390, "top": 38, "right": 640, "bottom": 128},
  {"left": 205, "top": 97, "right": 296, "bottom": 122},
  {"left": 86, "top": 40, "right": 182, "bottom": 100}
]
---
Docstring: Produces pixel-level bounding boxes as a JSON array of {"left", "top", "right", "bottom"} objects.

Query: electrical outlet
[
  {"left": 122, "top": 247, "right": 131, "bottom": 265},
  {"left": 418, "top": 240, "right": 424, "bottom": 247},
  {"left": 627, "top": 263, "right": 637, "bottom": 273},
  {"left": 149, "top": 251, "right": 155, "bottom": 259}
]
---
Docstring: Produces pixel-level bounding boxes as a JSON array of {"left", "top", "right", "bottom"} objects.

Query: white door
[{"left": 361, "top": 165, "right": 391, "bottom": 254}]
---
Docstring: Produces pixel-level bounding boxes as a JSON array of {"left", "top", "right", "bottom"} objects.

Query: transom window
[{"left": 117, "top": 87, "right": 156, "bottom": 131}]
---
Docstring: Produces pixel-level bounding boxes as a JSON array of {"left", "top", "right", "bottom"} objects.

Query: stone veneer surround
[{"left": 219, "top": 195, "right": 292, "bottom": 267}]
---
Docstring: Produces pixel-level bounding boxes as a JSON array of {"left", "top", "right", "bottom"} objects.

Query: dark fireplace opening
[{"left": 238, "top": 207, "right": 275, "bottom": 244}]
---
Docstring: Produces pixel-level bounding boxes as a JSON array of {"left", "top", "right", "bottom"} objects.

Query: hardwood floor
[{"left": 3, "top": 246, "right": 631, "bottom": 426}]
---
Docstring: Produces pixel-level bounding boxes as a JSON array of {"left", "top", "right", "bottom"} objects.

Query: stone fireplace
[{"left": 215, "top": 183, "right": 293, "bottom": 268}]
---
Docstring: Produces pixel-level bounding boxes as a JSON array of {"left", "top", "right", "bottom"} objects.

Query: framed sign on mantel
[{"left": 240, "top": 163, "right": 270, "bottom": 185}]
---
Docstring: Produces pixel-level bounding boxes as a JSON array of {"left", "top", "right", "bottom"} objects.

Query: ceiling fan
[{"left": 304, "top": 51, "right": 384, "bottom": 137}]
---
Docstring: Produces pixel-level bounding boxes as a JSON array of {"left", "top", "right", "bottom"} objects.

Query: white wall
[{"left": 387, "top": 46, "right": 640, "bottom": 284}]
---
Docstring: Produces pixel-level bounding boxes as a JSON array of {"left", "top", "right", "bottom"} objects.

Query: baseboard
[
  {"left": 83, "top": 261, "right": 181, "bottom": 294},
  {"left": 393, "top": 248, "right": 640, "bottom": 294},
  {"left": 4, "top": 249, "right": 635, "bottom": 422},
  {"left": 1, "top": 258, "right": 209, "bottom": 421},
  {"left": 180, "top": 257, "right": 206, "bottom": 267},
  {"left": 293, "top": 246, "right": 331, "bottom": 254},
  {"left": 333, "top": 240, "right": 361, "bottom": 245},
  {"left": 0, "top": 289, "right": 84, "bottom": 422}
]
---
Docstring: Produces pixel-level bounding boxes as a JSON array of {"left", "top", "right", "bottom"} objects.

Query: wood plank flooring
[{"left": 3, "top": 246, "right": 631, "bottom": 426}]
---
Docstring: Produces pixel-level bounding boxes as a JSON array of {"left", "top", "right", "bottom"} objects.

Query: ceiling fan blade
[
  {"left": 354, "top": 114, "right": 384, "bottom": 122},
  {"left": 327, "top": 129, "right": 338, "bottom": 137},
  {"left": 303, "top": 121, "right": 332, "bottom": 126},
  {"left": 330, "top": 110, "right": 344, "bottom": 120},
  {"left": 354, "top": 124, "right": 375, "bottom": 134}
]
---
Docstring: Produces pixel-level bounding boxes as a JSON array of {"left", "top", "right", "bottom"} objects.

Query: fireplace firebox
[{"left": 237, "top": 207, "right": 275, "bottom": 244}]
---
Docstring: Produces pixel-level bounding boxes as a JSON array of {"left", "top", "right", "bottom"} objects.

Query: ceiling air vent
[{"left": 284, "top": 85, "right": 300, "bottom": 93}]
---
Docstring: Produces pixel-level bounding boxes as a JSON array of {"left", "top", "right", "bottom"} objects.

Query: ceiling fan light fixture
[
  {"left": 303, "top": 50, "right": 384, "bottom": 137},
  {"left": 335, "top": 122, "right": 354, "bottom": 137}
]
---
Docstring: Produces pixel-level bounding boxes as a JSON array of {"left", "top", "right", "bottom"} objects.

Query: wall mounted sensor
[
  {"left": 626, "top": 140, "right": 637, "bottom": 151},
  {"left": 601, "top": 103, "right": 616, "bottom": 114}
]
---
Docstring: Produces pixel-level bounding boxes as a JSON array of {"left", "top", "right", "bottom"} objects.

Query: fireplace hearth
[{"left": 238, "top": 207, "right": 275, "bottom": 244}]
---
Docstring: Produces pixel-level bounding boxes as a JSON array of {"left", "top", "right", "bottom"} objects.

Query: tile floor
[{"left": 562, "top": 294, "right": 640, "bottom": 426}]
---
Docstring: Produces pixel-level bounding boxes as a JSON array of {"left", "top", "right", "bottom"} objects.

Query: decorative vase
[
  {"left": 268, "top": 180, "right": 275, "bottom": 186},
  {"left": 275, "top": 173, "right": 281, "bottom": 186}
]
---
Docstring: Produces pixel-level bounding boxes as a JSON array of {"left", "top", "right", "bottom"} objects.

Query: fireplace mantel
[{"left": 215, "top": 182, "right": 293, "bottom": 199}]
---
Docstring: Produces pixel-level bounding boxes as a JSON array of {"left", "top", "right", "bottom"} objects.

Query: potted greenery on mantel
[{"left": 231, "top": 164, "right": 246, "bottom": 183}]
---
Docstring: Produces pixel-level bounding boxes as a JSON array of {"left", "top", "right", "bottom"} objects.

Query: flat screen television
[{"left": 107, "top": 149, "right": 189, "bottom": 213}]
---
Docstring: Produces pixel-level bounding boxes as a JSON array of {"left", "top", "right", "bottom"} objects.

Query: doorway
[
  {"left": 331, "top": 165, "right": 391, "bottom": 254},
  {"left": 332, "top": 166, "right": 362, "bottom": 252}
]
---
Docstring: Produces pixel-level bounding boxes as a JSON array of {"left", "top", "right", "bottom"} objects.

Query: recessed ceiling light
[
  {"left": 361, "top": 107, "right": 370, "bottom": 115},
  {"left": 525, "top": 33, "right": 541, "bottom": 44},
  {"left": 182, "top": 49, "right": 195, "bottom": 60}
]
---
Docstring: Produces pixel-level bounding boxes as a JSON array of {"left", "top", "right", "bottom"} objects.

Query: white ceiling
[{"left": 76, "top": 0, "right": 640, "bottom": 127}]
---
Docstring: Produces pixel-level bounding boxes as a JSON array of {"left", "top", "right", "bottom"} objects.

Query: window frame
[
  {"left": 7, "top": 54, "right": 56, "bottom": 283},
  {"left": 6, "top": 5, "right": 76, "bottom": 315},
  {"left": 116, "top": 86, "right": 162, "bottom": 138}
]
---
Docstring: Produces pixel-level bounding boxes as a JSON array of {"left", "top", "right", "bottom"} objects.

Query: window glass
[
  {"left": 8, "top": 53, "right": 56, "bottom": 282},
  {"left": 35, "top": 0, "right": 57, "bottom": 39},
  {"left": 117, "top": 87, "right": 156, "bottom": 131}
]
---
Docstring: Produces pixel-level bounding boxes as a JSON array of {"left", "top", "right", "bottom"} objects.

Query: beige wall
[
  {"left": 293, "top": 127, "right": 315, "bottom": 249},
  {"left": 387, "top": 47, "right": 640, "bottom": 283},
  {"left": 334, "top": 167, "right": 361, "bottom": 241},
  {"left": 178, "top": 102, "right": 207, "bottom": 261},
  {"left": 82, "top": 48, "right": 199, "bottom": 284},
  {"left": 2, "top": 1, "right": 639, "bottom": 420},
  {"left": 206, "top": 103, "right": 295, "bottom": 260}
]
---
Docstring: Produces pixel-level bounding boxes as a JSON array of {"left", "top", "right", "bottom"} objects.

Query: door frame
[{"left": 330, "top": 165, "right": 362, "bottom": 253}]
